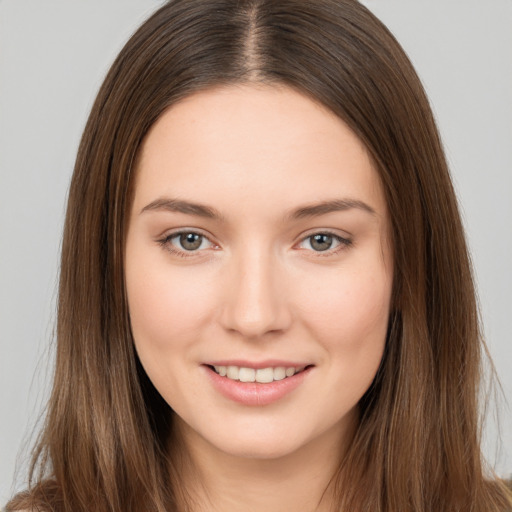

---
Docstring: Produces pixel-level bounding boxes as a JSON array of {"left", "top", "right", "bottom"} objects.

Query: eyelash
[{"left": 157, "top": 230, "right": 353, "bottom": 259}]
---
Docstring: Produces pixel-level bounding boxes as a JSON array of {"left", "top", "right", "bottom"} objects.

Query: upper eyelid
[
  {"left": 298, "top": 227, "right": 352, "bottom": 241},
  {"left": 163, "top": 229, "right": 216, "bottom": 246}
]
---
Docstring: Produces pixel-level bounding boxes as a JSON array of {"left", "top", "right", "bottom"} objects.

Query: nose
[{"left": 219, "top": 247, "right": 292, "bottom": 340}]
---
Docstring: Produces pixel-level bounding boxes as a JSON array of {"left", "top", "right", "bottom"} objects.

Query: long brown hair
[{"left": 7, "top": 1, "right": 511, "bottom": 511}]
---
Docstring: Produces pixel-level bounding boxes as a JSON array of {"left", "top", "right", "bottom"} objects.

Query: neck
[{"left": 168, "top": 414, "right": 357, "bottom": 512}]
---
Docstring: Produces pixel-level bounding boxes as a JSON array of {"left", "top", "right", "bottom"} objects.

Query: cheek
[
  {"left": 299, "top": 260, "right": 391, "bottom": 386},
  {"left": 125, "top": 257, "right": 215, "bottom": 359},
  {"left": 125, "top": 260, "right": 219, "bottom": 410},
  {"left": 303, "top": 267, "right": 391, "bottom": 339}
]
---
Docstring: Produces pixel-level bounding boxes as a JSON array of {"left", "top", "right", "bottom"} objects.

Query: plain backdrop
[{"left": 1, "top": 0, "right": 511, "bottom": 505}]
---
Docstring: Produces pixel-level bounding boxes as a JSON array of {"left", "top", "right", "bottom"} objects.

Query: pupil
[
  {"left": 311, "top": 234, "right": 332, "bottom": 251},
  {"left": 180, "top": 233, "right": 202, "bottom": 250}
]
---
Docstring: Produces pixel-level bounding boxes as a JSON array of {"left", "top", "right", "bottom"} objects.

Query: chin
[
  {"left": 212, "top": 434, "right": 307, "bottom": 461},
  {"left": 176, "top": 414, "right": 310, "bottom": 461}
]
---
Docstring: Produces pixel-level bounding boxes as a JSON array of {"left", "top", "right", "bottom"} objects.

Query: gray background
[{"left": 1, "top": 0, "right": 511, "bottom": 505}]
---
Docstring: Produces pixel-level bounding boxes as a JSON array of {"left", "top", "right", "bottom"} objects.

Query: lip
[{"left": 202, "top": 363, "right": 313, "bottom": 406}]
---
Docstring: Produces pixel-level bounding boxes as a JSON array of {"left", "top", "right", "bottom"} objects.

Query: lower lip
[{"left": 203, "top": 366, "right": 312, "bottom": 406}]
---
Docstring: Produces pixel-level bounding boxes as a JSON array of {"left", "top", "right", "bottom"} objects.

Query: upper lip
[{"left": 204, "top": 359, "right": 313, "bottom": 369}]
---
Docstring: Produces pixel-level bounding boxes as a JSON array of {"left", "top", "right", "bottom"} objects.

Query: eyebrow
[
  {"left": 288, "top": 198, "right": 376, "bottom": 220},
  {"left": 140, "top": 197, "right": 376, "bottom": 221},
  {"left": 141, "top": 197, "right": 228, "bottom": 222}
]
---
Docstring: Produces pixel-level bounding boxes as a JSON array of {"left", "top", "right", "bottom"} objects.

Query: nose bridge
[{"left": 220, "top": 241, "right": 290, "bottom": 339}]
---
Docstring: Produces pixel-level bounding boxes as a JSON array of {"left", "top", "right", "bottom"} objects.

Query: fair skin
[{"left": 125, "top": 84, "right": 393, "bottom": 512}]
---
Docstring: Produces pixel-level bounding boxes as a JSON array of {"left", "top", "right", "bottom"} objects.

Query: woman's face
[{"left": 125, "top": 84, "right": 393, "bottom": 460}]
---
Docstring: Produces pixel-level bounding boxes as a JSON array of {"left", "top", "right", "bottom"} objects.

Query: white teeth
[
  {"left": 255, "top": 367, "right": 274, "bottom": 383},
  {"left": 285, "top": 367, "right": 295, "bottom": 377},
  {"left": 273, "top": 367, "right": 286, "bottom": 381},
  {"left": 239, "top": 367, "right": 256, "bottom": 382},
  {"left": 214, "top": 365, "right": 227, "bottom": 376},
  {"left": 226, "top": 366, "right": 239, "bottom": 380},
  {"left": 212, "top": 365, "right": 306, "bottom": 382}
]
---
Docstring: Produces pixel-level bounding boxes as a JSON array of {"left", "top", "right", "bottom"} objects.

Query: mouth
[
  {"left": 205, "top": 364, "right": 313, "bottom": 383},
  {"left": 203, "top": 362, "right": 314, "bottom": 406}
]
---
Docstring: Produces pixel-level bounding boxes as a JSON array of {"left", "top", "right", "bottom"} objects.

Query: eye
[
  {"left": 298, "top": 232, "right": 352, "bottom": 256},
  {"left": 158, "top": 230, "right": 352, "bottom": 259},
  {"left": 158, "top": 230, "right": 216, "bottom": 258}
]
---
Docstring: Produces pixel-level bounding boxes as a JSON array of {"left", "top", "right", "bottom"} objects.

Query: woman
[{"left": 6, "top": 0, "right": 511, "bottom": 511}]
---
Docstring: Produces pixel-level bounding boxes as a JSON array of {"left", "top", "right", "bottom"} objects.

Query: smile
[
  {"left": 205, "top": 363, "right": 314, "bottom": 406},
  {"left": 211, "top": 365, "right": 306, "bottom": 383}
]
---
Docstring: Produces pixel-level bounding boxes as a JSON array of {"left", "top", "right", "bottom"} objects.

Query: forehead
[{"left": 132, "top": 84, "right": 387, "bottom": 223}]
